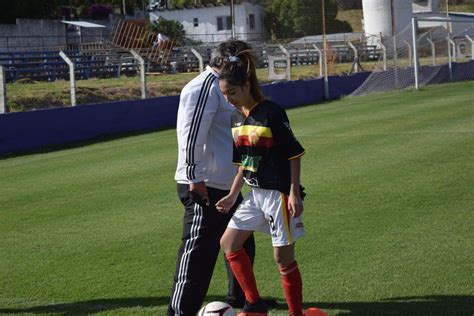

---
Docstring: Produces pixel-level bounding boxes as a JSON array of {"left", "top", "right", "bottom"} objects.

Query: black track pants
[{"left": 167, "top": 184, "right": 255, "bottom": 316}]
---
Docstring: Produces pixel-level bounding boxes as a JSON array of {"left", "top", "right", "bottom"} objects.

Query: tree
[
  {"left": 266, "top": 0, "right": 342, "bottom": 39},
  {"left": 150, "top": 16, "right": 186, "bottom": 45},
  {"left": 337, "top": 0, "right": 362, "bottom": 10},
  {"left": 0, "top": 0, "right": 61, "bottom": 23}
]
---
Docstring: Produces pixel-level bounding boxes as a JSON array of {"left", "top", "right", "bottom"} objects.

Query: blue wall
[
  {"left": 0, "top": 63, "right": 469, "bottom": 156},
  {"left": 2, "top": 76, "right": 357, "bottom": 156},
  {"left": 0, "top": 96, "right": 180, "bottom": 155}
]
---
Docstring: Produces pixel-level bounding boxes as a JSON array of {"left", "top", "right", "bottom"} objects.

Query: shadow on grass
[
  {"left": 302, "top": 295, "right": 474, "bottom": 315},
  {"left": 0, "top": 128, "right": 170, "bottom": 161},
  {"left": 0, "top": 296, "right": 169, "bottom": 315},
  {"left": 0, "top": 295, "right": 472, "bottom": 315}
]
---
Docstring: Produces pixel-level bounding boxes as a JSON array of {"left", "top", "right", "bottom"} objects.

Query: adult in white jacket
[{"left": 167, "top": 40, "right": 257, "bottom": 316}]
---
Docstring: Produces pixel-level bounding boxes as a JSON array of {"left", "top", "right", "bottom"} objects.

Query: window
[
  {"left": 249, "top": 14, "right": 255, "bottom": 30},
  {"left": 193, "top": 18, "right": 198, "bottom": 27},
  {"left": 217, "top": 16, "right": 232, "bottom": 31}
]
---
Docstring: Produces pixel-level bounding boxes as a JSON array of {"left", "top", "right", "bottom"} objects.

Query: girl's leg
[
  {"left": 221, "top": 228, "right": 261, "bottom": 304},
  {"left": 274, "top": 244, "right": 303, "bottom": 316}
]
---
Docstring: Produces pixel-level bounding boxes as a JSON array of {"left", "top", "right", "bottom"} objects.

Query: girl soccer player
[{"left": 215, "top": 49, "right": 306, "bottom": 316}]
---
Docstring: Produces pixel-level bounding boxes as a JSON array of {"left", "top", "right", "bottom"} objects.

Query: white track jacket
[{"left": 174, "top": 66, "right": 237, "bottom": 190}]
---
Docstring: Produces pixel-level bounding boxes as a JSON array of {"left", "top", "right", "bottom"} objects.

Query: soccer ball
[{"left": 197, "top": 301, "right": 236, "bottom": 316}]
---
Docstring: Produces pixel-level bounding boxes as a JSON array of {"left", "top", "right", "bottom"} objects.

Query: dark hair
[
  {"left": 209, "top": 39, "right": 251, "bottom": 68},
  {"left": 218, "top": 49, "right": 265, "bottom": 103}
]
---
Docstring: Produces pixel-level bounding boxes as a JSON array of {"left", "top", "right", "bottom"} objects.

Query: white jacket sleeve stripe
[{"left": 185, "top": 73, "right": 216, "bottom": 180}]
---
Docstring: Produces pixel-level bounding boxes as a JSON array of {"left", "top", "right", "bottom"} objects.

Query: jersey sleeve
[
  {"left": 270, "top": 106, "right": 305, "bottom": 160},
  {"left": 181, "top": 79, "right": 220, "bottom": 182}
]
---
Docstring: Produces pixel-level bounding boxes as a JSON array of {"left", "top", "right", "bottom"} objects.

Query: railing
[{"left": 0, "top": 35, "right": 113, "bottom": 53}]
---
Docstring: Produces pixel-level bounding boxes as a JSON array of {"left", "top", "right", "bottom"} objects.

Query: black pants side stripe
[{"left": 171, "top": 203, "right": 203, "bottom": 312}]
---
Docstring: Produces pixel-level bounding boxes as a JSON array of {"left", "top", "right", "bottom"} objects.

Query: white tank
[{"left": 362, "top": 0, "right": 413, "bottom": 40}]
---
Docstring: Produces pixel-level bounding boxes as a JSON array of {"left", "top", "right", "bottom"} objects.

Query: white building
[{"left": 148, "top": 1, "right": 267, "bottom": 43}]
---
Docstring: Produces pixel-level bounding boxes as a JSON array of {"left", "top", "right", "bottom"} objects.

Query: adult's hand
[{"left": 190, "top": 181, "right": 210, "bottom": 206}]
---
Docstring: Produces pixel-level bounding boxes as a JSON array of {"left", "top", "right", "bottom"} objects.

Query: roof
[
  {"left": 61, "top": 21, "right": 106, "bottom": 28},
  {"left": 290, "top": 32, "right": 364, "bottom": 44}
]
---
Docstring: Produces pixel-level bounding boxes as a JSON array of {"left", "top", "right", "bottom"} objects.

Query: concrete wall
[
  {"left": 0, "top": 18, "right": 114, "bottom": 52},
  {"left": 0, "top": 19, "right": 66, "bottom": 51}
]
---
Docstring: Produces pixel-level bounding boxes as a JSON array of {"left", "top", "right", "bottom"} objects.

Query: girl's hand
[
  {"left": 288, "top": 192, "right": 304, "bottom": 218},
  {"left": 215, "top": 195, "right": 237, "bottom": 214}
]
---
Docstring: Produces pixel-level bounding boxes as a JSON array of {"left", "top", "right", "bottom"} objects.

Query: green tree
[
  {"left": 266, "top": 0, "right": 347, "bottom": 39},
  {"left": 0, "top": 0, "right": 61, "bottom": 23},
  {"left": 150, "top": 16, "right": 186, "bottom": 45}
]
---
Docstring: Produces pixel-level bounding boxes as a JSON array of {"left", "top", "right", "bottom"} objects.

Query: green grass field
[{"left": 1, "top": 81, "right": 473, "bottom": 315}]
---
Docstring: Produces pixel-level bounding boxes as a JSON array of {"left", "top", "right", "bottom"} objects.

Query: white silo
[{"left": 362, "top": 0, "right": 413, "bottom": 43}]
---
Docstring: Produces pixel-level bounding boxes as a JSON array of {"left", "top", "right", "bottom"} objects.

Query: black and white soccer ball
[{"left": 197, "top": 301, "right": 236, "bottom": 316}]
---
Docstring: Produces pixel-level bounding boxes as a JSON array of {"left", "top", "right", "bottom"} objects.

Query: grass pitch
[{"left": 0, "top": 81, "right": 473, "bottom": 315}]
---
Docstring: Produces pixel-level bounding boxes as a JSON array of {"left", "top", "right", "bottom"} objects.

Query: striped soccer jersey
[{"left": 231, "top": 99, "right": 305, "bottom": 195}]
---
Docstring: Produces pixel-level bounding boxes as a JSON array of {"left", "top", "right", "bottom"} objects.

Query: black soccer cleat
[
  {"left": 238, "top": 299, "right": 268, "bottom": 316},
  {"left": 226, "top": 298, "right": 278, "bottom": 309}
]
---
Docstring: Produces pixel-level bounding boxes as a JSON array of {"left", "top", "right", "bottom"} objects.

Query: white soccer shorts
[{"left": 228, "top": 187, "right": 306, "bottom": 247}]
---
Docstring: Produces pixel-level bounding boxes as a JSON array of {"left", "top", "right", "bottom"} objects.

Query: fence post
[
  {"left": 427, "top": 37, "right": 436, "bottom": 65},
  {"left": 379, "top": 42, "right": 387, "bottom": 71},
  {"left": 59, "top": 51, "right": 77, "bottom": 106},
  {"left": 312, "top": 44, "right": 323, "bottom": 77},
  {"left": 190, "top": 48, "right": 204, "bottom": 73},
  {"left": 412, "top": 17, "right": 420, "bottom": 91},
  {"left": 448, "top": 37, "right": 457, "bottom": 62},
  {"left": 404, "top": 39, "right": 412, "bottom": 67},
  {"left": 348, "top": 41, "right": 359, "bottom": 73},
  {"left": 0, "top": 65, "right": 7, "bottom": 114},
  {"left": 278, "top": 44, "right": 291, "bottom": 81},
  {"left": 130, "top": 50, "right": 147, "bottom": 99},
  {"left": 466, "top": 35, "right": 474, "bottom": 61},
  {"left": 447, "top": 35, "right": 453, "bottom": 81}
]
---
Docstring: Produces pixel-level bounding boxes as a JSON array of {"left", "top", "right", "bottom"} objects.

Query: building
[{"left": 148, "top": 0, "right": 266, "bottom": 43}]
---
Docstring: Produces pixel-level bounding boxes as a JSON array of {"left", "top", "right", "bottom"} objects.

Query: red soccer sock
[
  {"left": 280, "top": 261, "right": 303, "bottom": 316},
  {"left": 226, "top": 248, "right": 260, "bottom": 304}
]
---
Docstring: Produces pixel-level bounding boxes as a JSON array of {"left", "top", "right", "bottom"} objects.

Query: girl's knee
[
  {"left": 273, "top": 245, "right": 295, "bottom": 267},
  {"left": 220, "top": 232, "right": 232, "bottom": 254},
  {"left": 221, "top": 228, "right": 249, "bottom": 254}
]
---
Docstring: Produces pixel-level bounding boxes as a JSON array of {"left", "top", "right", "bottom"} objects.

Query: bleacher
[
  {"left": 0, "top": 42, "right": 383, "bottom": 82},
  {"left": 0, "top": 49, "right": 137, "bottom": 83}
]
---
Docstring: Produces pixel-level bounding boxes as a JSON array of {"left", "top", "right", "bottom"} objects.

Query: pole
[
  {"left": 0, "top": 66, "right": 7, "bottom": 114},
  {"left": 379, "top": 41, "right": 387, "bottom": 71},
  {"left": 412, "top": 17, "right": 419, "bottom": 91},
  {"left": 427, "top": 37, "right": 436, "bottom": 65},
  {"left": 59, "top": 51, "right": 76, "bottom": 106},
  {"left": 446, "top": 0, "right": 450, "bottom": 23},
  {"left": 348, "top": 42, "right": 359, "bottom": 73},
  {"left": 322, "top": 0, "right": 329, "bottom": 100},
  {"left": 466, "top": 35, "right": 474, "bottom": 61},
  {"left": 191, "top": 48, "right": 204, "bottom": 73},
  {"left": 278, "top": 44, "right": 291, "bottom": 81},
  {"left": 130, "top": 50, "right": 147, "bottom": 99},
  {"left": 230, "top": 0, "right": 235, "bottom": 38},
  {"left": 391, "top": 0, "right": 399, "bottom": 89},
  {"left": 312, "top": 44, "right": 323, "bottom": 77},
  {"left": 446, "top": 0, "right": 453, "bottom": 81}
]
